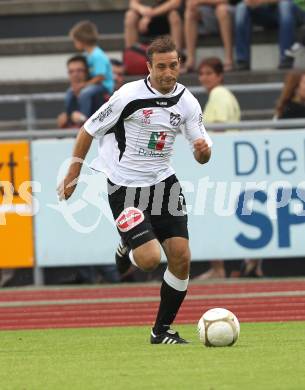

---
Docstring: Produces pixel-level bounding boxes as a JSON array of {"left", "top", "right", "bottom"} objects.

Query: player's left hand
[{"left": 57, "top": 174, "right": 78, "bottom": 201}]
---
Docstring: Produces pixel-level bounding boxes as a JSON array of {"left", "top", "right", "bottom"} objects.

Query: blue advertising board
[{"left": 32, "top": 130, "right": 305, "bottom": 266}]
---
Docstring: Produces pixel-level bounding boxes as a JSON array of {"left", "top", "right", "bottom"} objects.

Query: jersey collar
[{"left": 144, "top": 76, "right": 178, "bottom": 96}]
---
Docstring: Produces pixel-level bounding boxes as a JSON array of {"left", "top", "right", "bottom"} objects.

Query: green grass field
[{"left": 0, "top": 322, "right": 304, "bottom": 390}]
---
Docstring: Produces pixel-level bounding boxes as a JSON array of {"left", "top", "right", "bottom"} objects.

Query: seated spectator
[
  {"left": 57, "top": 55, "right": 105, "bottom": 128},
  {"left": 69, "top": 20, "right": 114, "bottom": 117},
  {"left": 235, "top": 0, "right": 295, "bottom": 71},
  {"left": 124, "top": 0, "right": 183, "bottom": 52},
  {"left": 199, "top": 57, "right": 240, "bottom": 124},
  {"left": 196, "top": 57, "right": 240, "bottom": 279},
  {"left": 284, "top": 1, "right": 305, "bottom": 64},
  {"left": 110, "top": 59, "right": 125, "bottom": 90},
  {"left": 275, "top": 70, "right": 305, "bottom": 118},
  {"left": 183, "top": 0, "right": 234, "bottom": 72}
]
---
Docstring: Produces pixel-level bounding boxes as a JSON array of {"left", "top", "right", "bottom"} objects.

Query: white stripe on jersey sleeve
[{"left": 84, "top": 89, "right": 124, "bottom": 138}]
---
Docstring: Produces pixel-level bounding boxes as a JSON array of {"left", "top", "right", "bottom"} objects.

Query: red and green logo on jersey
[{"left": 148, "top": 132, "right": 167, "bottom": 151}]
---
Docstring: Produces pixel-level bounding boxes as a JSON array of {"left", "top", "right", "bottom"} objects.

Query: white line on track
[{"left": 0, "top": 290, "right": 305, "bottom": 309}]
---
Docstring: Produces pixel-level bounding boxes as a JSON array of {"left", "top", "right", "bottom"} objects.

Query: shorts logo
[
  {"left": 179, "top": 194, "right": 187, "bottom": 215},
  {"left": 116, "top": 207, "right": 144, "bottom": 232},
  {"left": 148, "top": 132, "right": 167, "bottom": 151},
  {"left": 142, "top": 109, "right": 153, "bottom": 125},
  {"left": 170, "top": 112, "right": 181, "bottom": 127}
]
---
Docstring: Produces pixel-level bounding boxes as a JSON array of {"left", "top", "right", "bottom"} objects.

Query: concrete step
[
  {"left": 0, "top": 51, "right": 123, "bottom": 81},
  {"left": 0, "top": 35, "right": 124, "bottom": 56},
  {"left": 0, "top": 8, "right": 125, "bottom": 39},
  {"left": 0, "top": 0, "right": 129, "bottom": 16},
  {"left": 0, "top": 43, "right": 283, "bottom": 82},
  {"left": 0, "top": 30, "right": 278, "bottom": 56}
]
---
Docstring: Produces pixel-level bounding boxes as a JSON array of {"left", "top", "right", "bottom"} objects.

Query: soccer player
[{"left": 57, "top": 36, "right": 212, "bottom": 345}]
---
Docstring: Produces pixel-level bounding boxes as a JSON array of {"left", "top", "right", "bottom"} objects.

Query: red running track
[
  {"left": 0, "top": 280, "right": 305, "bottom": 302},
  {"left": 0, "top": 280, "right": 304, "bottom": 330}
]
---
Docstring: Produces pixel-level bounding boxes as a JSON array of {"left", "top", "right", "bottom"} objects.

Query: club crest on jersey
[
  {"left": 148, "top": 132, "right": 167, "bottom": 151},
  {"left": 142, "top": 109, "right": 153, "bottom": 125},
  {"left": 170, "top": 112, "right": 181, "bottom": 127},
  {"left": 116, "top": 207, "right": 144, "bottom": 232}
]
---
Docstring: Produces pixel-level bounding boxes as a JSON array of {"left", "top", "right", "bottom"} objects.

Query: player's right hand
[{"left": 57, "top": 175, "right": 78, "bottom": 201}]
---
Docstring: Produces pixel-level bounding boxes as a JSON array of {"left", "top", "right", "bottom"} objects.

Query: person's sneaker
[
  {"left": 150, "top": 329, "right": 189, "bottom": 344},
  {"left": 234, "top": 61, "right": 250, "bottom": 71},
  {"left": 278, "top": 56, "right": 294, "bottom": 69},
  {"left": 115, "top": 240, "right": 131, "bottom": 275}
]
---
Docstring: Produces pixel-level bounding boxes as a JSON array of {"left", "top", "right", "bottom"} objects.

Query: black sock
[{"left": 153, "top": 280, "right": 187, "bottom": 335}]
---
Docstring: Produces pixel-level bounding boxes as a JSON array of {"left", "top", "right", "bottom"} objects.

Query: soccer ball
[{"left": 197, "top": 308, "right": 240, "bottom": 347}]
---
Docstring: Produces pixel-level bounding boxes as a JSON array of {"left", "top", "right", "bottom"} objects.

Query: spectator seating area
[{"left": 0, "top": 0, "right": 293, "bottom": 130}]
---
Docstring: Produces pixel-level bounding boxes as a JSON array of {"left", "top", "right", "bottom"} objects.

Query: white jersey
[{"left": 84, "top": 77, "right": 212, "bottom": 187}]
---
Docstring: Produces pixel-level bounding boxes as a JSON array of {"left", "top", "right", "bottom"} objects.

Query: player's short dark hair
[
  {"left": 69, "top": 20, "right": 99, "bottom": 45},
  {"left": 146, "top": 35, "right": 178, "bottom": 64},
  {"left": 198, "top": 57, "right": 224, "bottom": 75}
]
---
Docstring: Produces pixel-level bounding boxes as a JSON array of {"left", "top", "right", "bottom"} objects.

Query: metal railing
[
  {"left": 0, "top": 92, "right": 65, "bottom": 131},
  {"left": 0, "top": 82, "right": 284, "bottom": 131},
  {"left": 0, "top": 119, "right": 305, "bottom": 141}
]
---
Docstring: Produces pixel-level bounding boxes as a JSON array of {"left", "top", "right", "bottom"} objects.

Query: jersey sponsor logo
[
  {"left": 142, "top": 109, "right": 153, "bottom": 125},
  {"left": 170, "top": 112, "right": 181, "bottom": 127},
  {"left": 116, "top": 207, "right": 144, "bottom": 232},
  {"left": 148, "top": 132, "right": 167, "bottom": 151},
  {"left": 138, "top": 148, "right": 165, "bottom": 157},
  {"left": 92, "top": 104, "right": 113, "bottom": 123}
]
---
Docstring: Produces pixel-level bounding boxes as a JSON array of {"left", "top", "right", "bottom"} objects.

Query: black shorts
[{"left": 108, "top": 174, "right": 188, "bottom": 250}]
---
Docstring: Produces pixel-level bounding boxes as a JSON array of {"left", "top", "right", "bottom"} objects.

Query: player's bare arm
[
  {"left": 193, "top": 138, "right": 212, "bottom": 164},
  {"left": 57, "top": 126, "right": 93, "bottom": 201}
]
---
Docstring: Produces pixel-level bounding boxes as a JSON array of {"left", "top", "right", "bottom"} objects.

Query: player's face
[
  {"left": 148, "top": 51, "right": 180, "bottom": 94},
  {"left": 198, "top": 65, "right": 223, "bottom": 93}
]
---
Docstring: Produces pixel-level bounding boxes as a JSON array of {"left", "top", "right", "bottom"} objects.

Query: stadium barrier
[
  {"left": 0, "top": 83, "right": 283, "bottom": 131},
  {"left": 1, "top": 123, "right": 305, "bottom": 285}
]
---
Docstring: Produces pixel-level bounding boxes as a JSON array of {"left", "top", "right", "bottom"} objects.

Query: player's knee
[
  {"left": 170, "top": 248, "right": 190, "bottom": 275},
  {"left": 141, "top": 253, "right": 161, "bottom": 272}
]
